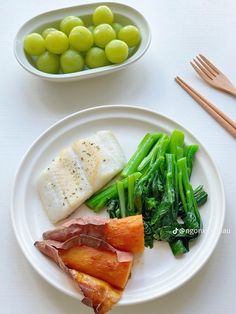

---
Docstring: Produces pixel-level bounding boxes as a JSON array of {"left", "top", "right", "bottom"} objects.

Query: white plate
[
  {"left": 11, "top": 105, "right": 225, "bottom": 305},
  {"left": 14, "top": 2, "right": 151, "bottom": 81}
]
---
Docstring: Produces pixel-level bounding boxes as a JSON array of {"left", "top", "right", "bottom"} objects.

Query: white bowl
[{"left": 14, "top": 2, "right": 151, "bottom": 81}]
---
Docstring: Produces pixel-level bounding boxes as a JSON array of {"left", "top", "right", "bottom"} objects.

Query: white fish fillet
[{"left": 38, "top": 130, "right": 126, "bottom": 223}]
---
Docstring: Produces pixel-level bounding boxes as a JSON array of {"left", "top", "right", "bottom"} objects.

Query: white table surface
[{"left": 1, "top": 0, "right": 236, "bottom": 313}]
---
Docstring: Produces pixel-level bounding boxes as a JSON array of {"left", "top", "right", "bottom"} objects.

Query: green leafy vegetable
[
  {"left": 86, "top": 129, "right": 208, "bottom": 256},
  {"left": 121, "top": 133, "right": 161, "bottom": 177},
  {"left": 177, "top": 157, "right": 201, "bottom": 230},
  {"left": 86, "top": 172, "right": 141, "bottom": 211},
  {"left": 117, "top": 181, "right": 126, "bottom": 218}
]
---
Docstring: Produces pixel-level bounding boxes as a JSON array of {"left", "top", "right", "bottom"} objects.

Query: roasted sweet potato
[
  {"left": 105, "top": 215, "right": 144, "bottom": 253},
  {"left": 35, "top": 215, "right": 144, "bottom": 313},
  {"left": 35, "top": 237, "right": 123, "bottom": 314},
  {"left": 43, "top": 215, "right": 145, "bottom": 253},
  {"left": 71, "top": 270, "right": 121, "bottom": 314},
  {"left": 59, "top": 245, "right": 133, "bottom": 289}
]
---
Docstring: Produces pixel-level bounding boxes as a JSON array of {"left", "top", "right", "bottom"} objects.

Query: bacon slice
[
  {"left": 35, "top": 234, "right": 133, "bottom": 313},
  {"left": 43, "top": 215, "right": 144, "bottom": 253}
]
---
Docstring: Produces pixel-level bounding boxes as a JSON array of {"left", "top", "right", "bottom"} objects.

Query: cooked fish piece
[
  {"left": 38, "top": 130, "right": 126, "bottom": 223},
  {"left": 72, "top": 130, "right": 126, "bottom": 191},
  {"left": 38, "top": 147, "right": 92, "bottom": 223}
]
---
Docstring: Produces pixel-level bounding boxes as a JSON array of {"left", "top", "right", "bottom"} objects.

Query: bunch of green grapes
[{"left": 23, "top": 5, "right": 141, "bottom": 74}]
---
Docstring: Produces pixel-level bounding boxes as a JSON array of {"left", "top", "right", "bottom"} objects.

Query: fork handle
[
  {"left": 215, "top": 85, "right": 236, "bottom": 96},
  {"left": 226, "top": 87, "right": 236, "bottom": 96}
]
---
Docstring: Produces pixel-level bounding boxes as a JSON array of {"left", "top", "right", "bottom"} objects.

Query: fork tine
[
  {"left": 193, "top": 59, "right": 213, "bottom": 79},
  {"left": 196, "top": 56, "right": 217, "bottom": 76},
  {"left": 199, "top": 54, "right": 220, "bottom": 74},
  {"left": 190, "top": 61, "right": 212, "bottom": 82}
]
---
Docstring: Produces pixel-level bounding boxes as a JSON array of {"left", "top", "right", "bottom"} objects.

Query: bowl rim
[{"left": 14, "top": 1, "right": 151, "bottom": 81}]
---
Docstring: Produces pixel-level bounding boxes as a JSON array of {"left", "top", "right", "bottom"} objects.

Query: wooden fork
[{"left": 190, "top": 54, "right": 236, "bottom": 96}]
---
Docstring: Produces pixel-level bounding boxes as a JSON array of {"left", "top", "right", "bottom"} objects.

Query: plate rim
[{"left": 11, "top": 104, "right": 225, "bottom": 305}]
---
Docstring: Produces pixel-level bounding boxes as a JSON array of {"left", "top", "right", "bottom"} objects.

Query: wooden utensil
[
  {"left": 190, "top": 54, "right": 236, "bottom": 96},
  {"left": 175, "top": 76, "right": 236, "bottom": 139}
]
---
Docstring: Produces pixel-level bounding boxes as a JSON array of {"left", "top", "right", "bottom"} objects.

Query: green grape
[
  {"left": 36, "top": 51, "right": 59, "bottom": 74},
  {"left": 93, "top": 24, "right": 116, "bottom": 48},
  {"left": 41, "top": 28, "right": 57, "bottom": 39},
  {"left": 87, "top": 25, "right": 95, "bottom": 33},
  {"left": 45, "top": 31, "right": 69, "bottom": 54},
  {"left": 92, "top": 5, "right": 114, "bottom": 25},
  {"left": 60, "top": 49, "right": 84, "bottom": 73},
  {"left": 85, "top": 47, "right": 109, "bottom": 68},
  {"left": 69, "top": 26, "right": 93, "bottom": 52},
  {"left": 118, "top": 25, "right": 141, "bottom": 47},
  {"left": 112, "top": 23, "right": 123, "bottom": 35},
  {"left": 105, "top": 39, "right": 128, "bottom": 64},
  {"left": 60, "top": 16, "right": 84, "bottom": 36},
  {"left": 24, "top": 33, "right": 46, "bottom": 56}
]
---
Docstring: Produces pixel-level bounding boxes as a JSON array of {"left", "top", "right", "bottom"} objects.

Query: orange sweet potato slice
[
  {"left": 60, "top": 245, "right": 132, "bottom": 289},
  {"left": 59, "top": 245, "right": 132, "bottom": 289},
  {"left": 43, "top": 215, "right": 144, "bottom": 253},
  {"left": 35, "top": 234, "right": 133, "bottom": 313},
  {"left": 69, "top": 270, "right": 121, "bottom": 314},
  {"left": 36, "top": 215, "right": 144, "bottom": 313},
  {"left": 104, "top": 215, "right": 144, "bottom": 253}
]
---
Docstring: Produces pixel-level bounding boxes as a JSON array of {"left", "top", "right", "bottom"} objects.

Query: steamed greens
[{"left": 86, "top": 130, "right": 208, "bottom": 256}]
